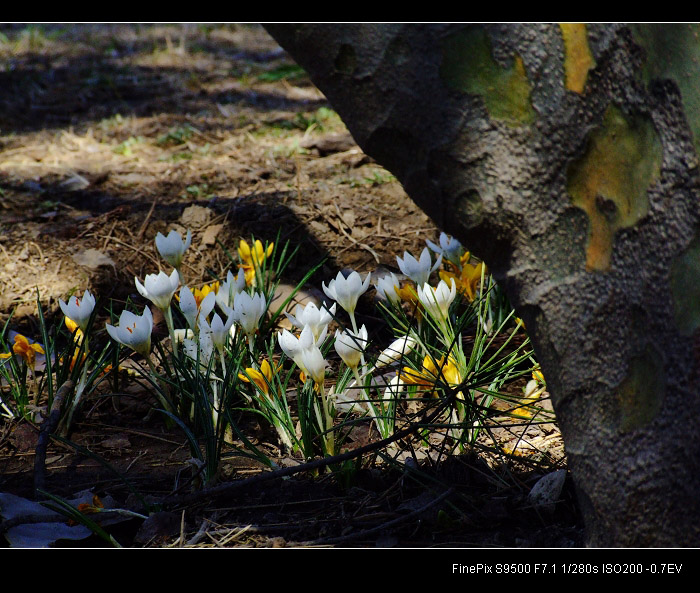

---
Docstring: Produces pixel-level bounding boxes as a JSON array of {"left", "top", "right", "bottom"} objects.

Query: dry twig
[
  {"left": 161, "top": 398, "right": 451, "bottom": 509},
  {"left": 34, "top": 380, "right": 75, "bottom": 497},
  {"left": 136, "top": 196, "right": 158, "bottom": 240}
]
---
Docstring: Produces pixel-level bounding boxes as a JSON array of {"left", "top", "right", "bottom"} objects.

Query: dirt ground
[{"left": 0, "top": 24, "right": 582, "bottom": 548}]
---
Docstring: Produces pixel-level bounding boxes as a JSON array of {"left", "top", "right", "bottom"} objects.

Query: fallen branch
[
  {"left": 34, "top": 380, "right": 75, "bottom": 498},
  {"left": 160, "top": 397, "right": 452, "bottom": 509},
  {"left": 136, "top": 196, "right": 158, "bottom": 240},
  {"left": 302, "top": 487, "right": 455, "bottom": 546}
]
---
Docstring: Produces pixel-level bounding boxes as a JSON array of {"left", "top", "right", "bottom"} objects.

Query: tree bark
[{"left": 265, "top": 23, "right": 700, "bottom": 546}]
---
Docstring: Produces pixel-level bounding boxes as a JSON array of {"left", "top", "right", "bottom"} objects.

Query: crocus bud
[{"left": 59, "top": 289, "right": 96, "bottom": 333}]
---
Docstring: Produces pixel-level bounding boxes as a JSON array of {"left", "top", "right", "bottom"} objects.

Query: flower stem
[
  {"left": 61, "top": 336, "right": 90, "bottom": 435},
  {"left": 319, "top": 387, "right": 335, "bottom": 457},
  {"left": 212, "top": 379, "right": 220, "bottom": 429},
  {"left": 163, "top": 305, "right": 178, "bottom": 358},
  {"left": 146, "top": 356, "right": 174, "bottom": 415},
  {"left": 247, "top": 334, "right": 255, "bottom": 357},
  {"left": 348, "top": 311, "right": 359, "bottom": 335}
]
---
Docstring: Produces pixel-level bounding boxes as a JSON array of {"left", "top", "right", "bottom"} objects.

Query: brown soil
[{"left": 0, "top": 24, "right": 582, "bottom": 548}]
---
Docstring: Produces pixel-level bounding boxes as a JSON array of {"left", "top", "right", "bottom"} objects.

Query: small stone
[
  {"left": 10, "top": 423, "right": 39, "bottom": 452},
  {"left": 180, "top": 205, "right": 212, "bottom": 228},
  {"left": 134, "top": 512, "right": 182, "bottom": 545},
  {"left": 528, "top": 469, "right": 567, "bottom": 514},
  {"left": 59, "top": 174, "right": 90, "bottom": 192},
  {"left": 200, "top": 224, "right": 223, "bottom": 247},
  {"left": 269, "top": 536, "right": 286, "bottom": 548},
  {"left": 72, "top": 248, "right": 116, "bottom": 271},
  {"left": 100, "top": 434, "right": 131, "bottom": 449}
]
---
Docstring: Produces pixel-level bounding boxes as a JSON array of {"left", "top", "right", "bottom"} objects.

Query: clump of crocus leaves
[{"left": 0, "top": 230, "right": 550, "bottom": 486}]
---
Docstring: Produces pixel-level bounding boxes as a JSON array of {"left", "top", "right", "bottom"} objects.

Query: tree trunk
[{"left": 265, "top": 23, "right": 700, "bottom": 546}]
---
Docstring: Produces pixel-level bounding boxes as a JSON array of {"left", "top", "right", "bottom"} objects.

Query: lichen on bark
[
  {"left": 559, "top": 23, "right": 596, "bottom": 94},
  {"left": 440, "top": 26, "right": 535, "bottom": 127},
  {"left": 616, "top": 346, "right": 665, "bottom": 432},
  {"left": 566, "top": 105, "right": 662, "bottom": 272}
]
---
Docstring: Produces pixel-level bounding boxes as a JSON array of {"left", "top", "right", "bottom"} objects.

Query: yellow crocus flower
[
  {"left": 192, "top": 281, "right": 220, "bottom": 308},
  {"left": 175, "top": 281, "right": 220, "bottom": 309},
  {"left": 520, "top": 375, "right": 547, "bottom": 418},
  {"left": 238, "top": 239, "right": 274, "bottom": 286},
  {"left": 400, "top": 354, "right": 463, "bottom": 398},
  {"left": 532, "top": 368, "right": 545, "bottom": 384},
  {"left": 77, "top": 494, "right": 104, "bottom": 514},
  {"left": 439, "top": 261, "right": 486, "bottom": 302},
  {"left": 64, "top": 316, "right": 85, "bottom": 345},
  {"left": 0, "top": 334, "right": 44, "bottom": 368},
  {"left": 68, "top": 494, "right": 105, "bottom": 526},
  {"left": 395, "top": 282, "right": 424, "bottom": 320},
  {"left": 60, "top": 350, "right": 87, "bottom": 372},
  {"left": 238, "top": 359, "right": 277, "bottom": 398}
]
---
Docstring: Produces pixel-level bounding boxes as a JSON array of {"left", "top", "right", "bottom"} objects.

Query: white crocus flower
[
  {"left": 135, "top": 270, "right": 180, "bottom": 312},
  {"left": 199, "top": 291, "right": 216, "bottom": 321},
  {"left": 217, "top": 303, "right": 238, "bottom": 341},
  {"left": 384, "top": 374, "right": 405, "bottom": 398},
  {"left": 417, "top": 278, "right": 457, "bottom": 322},
  {"left": 183, "top": 326, "right": 214, "bottom": 370},
  {"left": 173, "top": 328, "right": 194, "bottom": 344},
  {"left": 278, "top": 325, "right": 322, "bottom": 365},
  {"left": 334, "top": 325, "right": 368, "bottom": 372},
  {"left": 179, "top": 286, "right": 198, "bottom": 330},
  {"left": 376, "top": 335, "right": 417, "bottom": 368},
  {"left": 105, "top": 306, "right": 153, "bottom": 358},
  {"left": 155, "top": 229, "right": 191, "bottom": 270},
  {"left": 216, "top": 269, "right": 246, "bottom": 309},
  {"left": 323, "top": 270, "right": 371, "bottom": 334},
  {"left": 278, "top": 328, "right": 304, "bottom": 367},
  {"left": 333, "top": 389, "right": 368, "bottom": 414},
  {"left": 278, "top": 326, "right": 327, "bottom": 387},
  {"left": 285, "top": 302, "right": 335, "bottom": 343},
  {"left": 299, "top": 345, "right": 327, "bottom": 387},
  {"left": 209, "top": 311, "right": 235, "bottom": 352},
  {"left": 322, "top": 270, "right": 371, "bottom": 316},
  {"left": 426, "top": 232, "right": 463, "bottom": 267},
  {"left": 231, "top": 291, "right": 267, "bottom": 338},
  {"left": 396, "top": 248, "right": 442, "bottom": 287},
  {"left": 375, "top": 272, "right": 401, "bottom": 307},
  {"left": 59, "top": 289, "right": 96, "bottom": 333},
  {"left": 178, "top": 286, "right": 215, "bottom": 331},
  {"left": 480, "top": 312, "right": 494, "bottom": 336}
]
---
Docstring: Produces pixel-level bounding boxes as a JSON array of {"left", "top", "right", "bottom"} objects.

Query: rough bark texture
[{"left": 265, "top": 23, "right": 700, "bottom": 546}]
